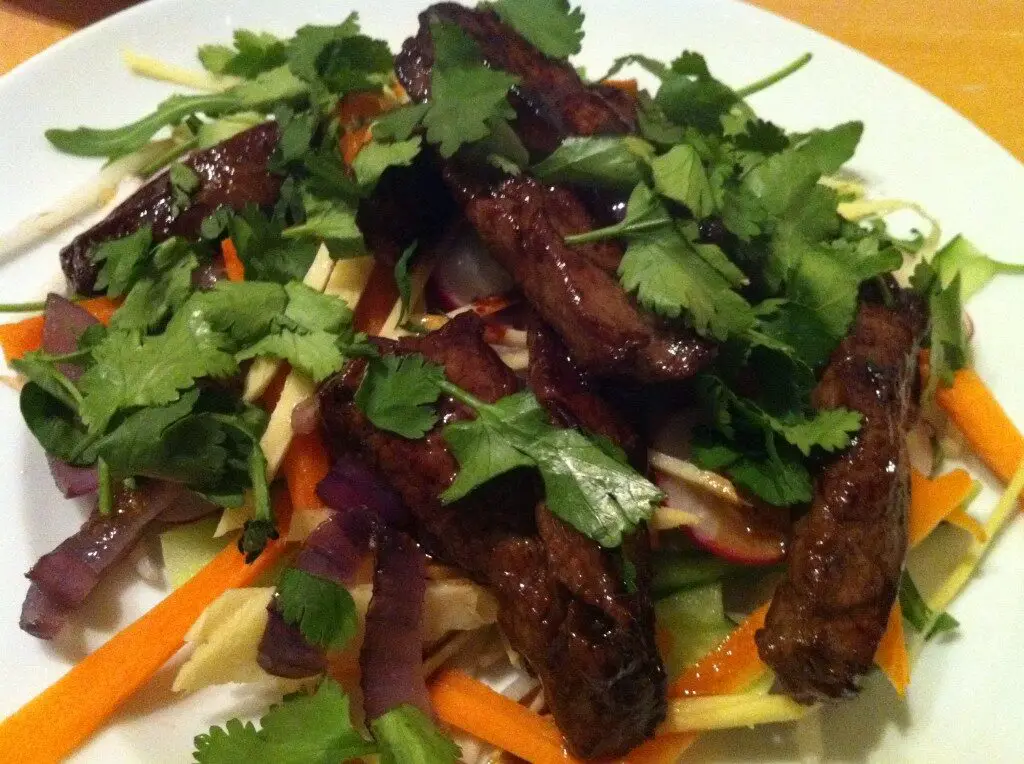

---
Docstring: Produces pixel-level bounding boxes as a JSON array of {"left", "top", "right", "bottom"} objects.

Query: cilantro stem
[
  {"left": 138, "top": 136, "right": 198, "bottom": 177},
  {"left": 249, "top": 445, "right": 272, "bottom": 525},
  {"left": 97, "top": 458, "right": 113, "bottom": 516},
  {"left": 734, "top": 53, "right": 812, "bottom": 99},
  {"left": 564, "top": 215, "right": 670, "bottom": 245},
  {"left": 437, "top": 379, "right": 487, "bottom": 411}
]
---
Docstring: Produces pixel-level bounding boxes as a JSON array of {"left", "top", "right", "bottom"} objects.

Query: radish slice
[
  {"left": 655, "top": 471, "right": 788, "bottom": 565},
  {"left": 429, "top": 226, "right": 513, "bottom": 311}
]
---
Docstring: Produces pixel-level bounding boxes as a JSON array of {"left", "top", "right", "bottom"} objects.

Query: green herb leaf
[
  {"left": 237, "top": 329, "right": 345, "bottom": 382},
  {"left": 490, "top": 0, "right": 585, "bottom": 59},
  {"left": 199, "top": 30, "right": 288, "bottom": 78},
  {"left": 930, "top": 234, "right": 1024, "bottom": 303},
  {"left": 287, "top": 18, "right": 392, "bottom": 96},
  {"left": 355, "top": 355, "right": 446, "bottom": 439},
  {"left": 371, "top": 705, "right": 461, "bottom": 764},
  {"left": 899, "top": 573, "right": 959, "bottom": 639},
  {"left": 651, "top": 143, "right": 716, "bottom": 218},
  {"left": 393, "top": 242, "right": 418, "bottom": 323},
  {"left": 531, "top": 136, "right": 649, "bottom": 190},
  {"left": 283, "top": 191, "right": 362, "bottom": 256},
  {"left": 169, "top": 163, "right": 201, "bottom": 216},
  {"left": 351, "top": 137, "right": 423, "bottom": 189},
  {"left": 20, "top": 383, "right": 96, "bottom": 465},
  {"left": 220, "top": 206, "right": 319, "bottom": 284},
  {"left": 193, "top": 679, "right": 376, "bottom": 764},
  {"left": 91, "top": 226, "right": 154, "bottom": 297},
  {"left": 421, "top": 22, "right": 520, "bottom": 157},
  {"left": 277, "top": 568, "right": 358, "bottom": 650}
]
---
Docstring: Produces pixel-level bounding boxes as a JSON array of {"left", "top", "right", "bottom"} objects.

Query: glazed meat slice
[
  {"left": 527, "top": 316, "right": 644, "bottom": 466},
  {"left": 755, "top": 292, "right": 928, "bottom": 702},
  {"left": 319, "top": 314, "right": 666, "bottom": 758},
  {"left": 448, "top": 170, "right": 715, "bottom": 382},
  {"left": 396, "top": 2, "right": 636, "bottom": 156},
  {"left": 60, "top": 122, "right": 282, "bottom": 294}
]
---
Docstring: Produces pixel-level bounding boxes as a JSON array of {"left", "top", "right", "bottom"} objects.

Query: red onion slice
[
  {"left": 20, "top": 481, "right": 186, "bottom": 638},
  {"left": 46, "top": 455, "right": 99, "bottom": 499},
  {"left": 259, "top": 458, "right": 411, "bottom": 679},
  {"left": 291, "top": 394, "right": 320, "bottom": 436},
  {"left": 360, "top": 528, "right": 431, "bottom": 719}
]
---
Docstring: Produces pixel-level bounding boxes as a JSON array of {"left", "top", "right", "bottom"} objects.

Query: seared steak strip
[
  {"left": 319, "top": 314, "right": 666, "bottom": 758},
  {"left": 755, "top": 291, "right": 928, "bottom": 702},
  {"left": 446, "top": 169, "right": 715, "bottom": 381},
  {"left": 60, "top": 123, "right": 282, "bottom": 294},
  {"left": 396, "top": 3, "right": 636, "bottom": 157}
]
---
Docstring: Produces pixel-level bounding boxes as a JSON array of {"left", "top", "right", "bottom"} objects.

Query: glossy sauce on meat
[
  {"left": 60, "top": 122, "right": 282, "bottom": 294},
  {"left": 319, "top": 314, "right": 666, "bottom": 758},
  {"left": 755, "top": 292, "right": 927, "bottom": 702}
]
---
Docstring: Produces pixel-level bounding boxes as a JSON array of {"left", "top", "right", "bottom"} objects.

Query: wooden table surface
[{"left": 1, "top": 0, "right": 1021, "bottom": 161}]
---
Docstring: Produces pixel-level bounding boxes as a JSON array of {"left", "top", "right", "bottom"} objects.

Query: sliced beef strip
[
  {"left": 447, "top": 169, "right": 716, "bottom": 382},
  {"left": 319, "top": 313, "right": 666, "bottom": 758},
  {"left": 755, "top": 292, "right": 928, "bottom": 702},
  {"left": 395, "top": 3, "right": 636, "bottom": 158},
  {"left": 60, "top": 122, "right": 282, "bottom": 294},
  {"left": 527, "top": 315, "right": 644, "bottom": 467}
]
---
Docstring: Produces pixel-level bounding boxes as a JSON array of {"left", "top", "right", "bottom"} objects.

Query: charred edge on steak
[
  {"left": 59, "top": 122, "right": 283, "bottom": 295},
  {"left": 755, "top": 288, "right": 928, "bottom": 702},
  {"left": 318, "top": 313, "right": 666, "bottom": 758}
]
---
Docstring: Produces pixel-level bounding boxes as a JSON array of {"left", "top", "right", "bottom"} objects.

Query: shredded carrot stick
[
  {"left": 921, "top": 350, "right": 1024, "bottom": 495},
  {"left": 282, "top": 431, "right": 330, "bottom": 511},
  {"left": 341, "top": 127, "right": 373, "bottom": 167},
  {"left": 601, "top": 78, "right": 639, "bottom": 96},
  {"left": 353, "top": 260, "right": 399, "bottom": 335},
  {"left": 0, "top": 488, "right": 294, "bottom": 763},
  {"left": 221, "top": 239, "right": 245, "bottom": 282},
  {"left": 908, "top": 468, "right": 975, "bottom": 547},
  {"left": 337, "top": 90, "right": 391, "bottom": 166},
  {"left": 0, "top": 296, "right": 120, "bottom": 362},
  {"left": 874, "top": 601, "right": 909, "bottom": 696},
  {"left": 430, "top": 670, "right": 582, "bottom": 764},
  {"left": 621, "top": 732, "right": 699, "bottom": 764},
  {"left": 669, "top": 602, "right": 770, "bottom": 698}
]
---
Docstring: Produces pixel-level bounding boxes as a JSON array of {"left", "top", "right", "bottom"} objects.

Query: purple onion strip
[{"left": 360, "top": 528, "right": 430, "bottom": 719}]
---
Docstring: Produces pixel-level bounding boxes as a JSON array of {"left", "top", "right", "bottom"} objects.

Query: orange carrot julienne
[
  {"left": 221, "top": 238, "right": 245, "bottom": 282},
  {"left": 353, "top": 260, "right": 399, "bottom": 335},
  {"left": 0, "top": 487, "right": 294, "bottom": 763},
  {"left": 337, "top": 90, "right": 391, "bottom": 166},
  {"left": 430, "top": 670, "right": 582, "bottom": 764},
  {"left": 0, "top": 296, "right": 120, "bottom": 362},
  {"left": 936, "top": 367, "right": 1024, "bottom": 490},
  {"left": 908, "top": 467, "right": 975, "bottom": 547},
  {"left": 669, "top": 602, "right": 770, "bottom": 698},
  {"left": 874, "top": 601, "right": 909, "bottom": 696},
  {"left": 945, "top": 506, "right": 987, "bottom": 543},
  {"left": 283, "top": 430, "right": 330, "bottom": 511}
]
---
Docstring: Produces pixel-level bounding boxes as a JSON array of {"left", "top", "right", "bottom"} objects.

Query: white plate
[{"left": 1, "top": 0, "right": 1023, "bottom": 761}]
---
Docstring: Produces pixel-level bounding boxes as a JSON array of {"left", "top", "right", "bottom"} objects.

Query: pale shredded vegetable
[{"left": 121, "top": 49, "right": 241, "bottom": 91}]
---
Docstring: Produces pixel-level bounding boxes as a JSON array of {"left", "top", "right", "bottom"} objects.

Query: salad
[{"left": 0, "top": 0, "right": 1022, "bottom": 761}]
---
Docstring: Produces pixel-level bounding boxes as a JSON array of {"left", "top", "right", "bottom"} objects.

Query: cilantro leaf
[
  {"left": 110, "top": 245, "right": 198, "bottom": 332},
  {"left": 354, "top": 355, "right": 445, "bottom": 439},
  {"left": 651, "top": 143, "right": 716, "bottom": 218},
  {"left": 351, "top": 137, "right": 422, "bottom": 189},
  {"left": 277, "top": 568, "right": 358, "bottom": 650},
  {"left": 283, "top": 191, "right": 362, "bottom": 256},
  {"left": 441, "top": 391, "right": 548, "bottom": 502},
  {"left": 193, "top": 680, "right": 376, "bottom": 764},
  {"left": 765, "top": 408, "right": 862, "bottom": 457},
  {"left": 531, "top": 136, "right": 649, "bottom": 190},
  {"left": 615, "top": 186, "right": 754, "bottom": 339},
  {"left": 654, "top": 53, "right": 737, "bottom": 134},
  {"left": 77, "top": 313, "right": 236, "bottom": 432},
  {"left": 286, "top": 17, "right": 393, "bottom": 97},
  {"left": 371, "top": 104, "right": 430, "bottom": 142},
  {"left": 19, "top": 382, "right": 96, "bottom": 465},
  {"left": 198, "top": 29, "right": 288, "bottom": 78},
  {"left": 222, "top": 205, "right": 319, "bottom": 284},
  {"left": 371, "top": 705, "right": 461, "bottom": 764},
  {"left": 169, "top": 163, "right": 201, "bottom": 216},
  {"left": 530, "top": 427, "right": 664, "bottom": 547},
  {"left": 930, "top": 234, "right": 1024, "bottom": 302},
  {"left": 282, "top": 281, "right": 353, "bottom": 333},
  {"left": 564, "top": 180, "right": 671, "bottom": 245},
  {"left": 92, "top": 226, "right": 154, "bottom": 297},
  {"left": 490, "top": 0, "right": 585, "bottom": 59},
  {"left": 421, "top": 22, "right": 520, "bottom": 157},
  {"left": 188, "top": 281, "right": 288, "bottom": 344},
  {"left": 237, "top": 329, "right": 345, "bottom": 382}
]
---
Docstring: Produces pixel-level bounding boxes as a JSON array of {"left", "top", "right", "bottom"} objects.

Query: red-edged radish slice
[{"left": 654, "top": 467, "right": 788, "bottom": 565}]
